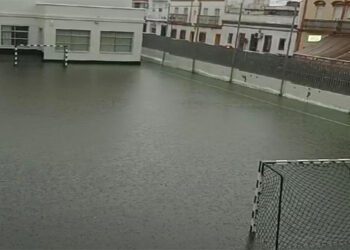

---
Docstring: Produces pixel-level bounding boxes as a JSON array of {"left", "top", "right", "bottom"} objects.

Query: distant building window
[
  {"left": 238, "top": 33, "right": 246, "bottom": 50},
  {"left": 190, "top": 31, "right": 195, "bottom": 42},
  {"left": 199, "top": 32, "right": 206, "bottom": 43},
  {"left": 263, "top": 35, "right": 272, "bottom": 52},
  {"left": 56, "top": 29, "right": 90, "bottom": 51},
  {"left": 161, "top": 25, "right": 167, "bottom": 37},
  {"left": 203, "top": 8, "right": 209, "bottom": 15},
  {"left": 215, "top": 8, "right": 220, "bottom": 16},
  {"left": 214, "top": 34, "right": 221, "bottom": 45},
  {"left": 1, "top": 25, "right": 29, "bottom": 46},
  {"left": 184, "top": 7, "right": 189, "bottom": 15},
  {"left": 151, "top": 23, "right": 157, "bottom": 34},
  {"left": 143, "top": 23, "right": 147, "bottom": 33},
  {"left": 227, "top": 33, "right": 233, "bottom": 44},
  {"left": 278, "top": 38, "right": 286, "bottom": 50},
  {"left": 171, "top": 29, "right": 177, "bottom": 39},
  {"left": 180, "top": 30, "right": 186, "bottom": 39},
  {"left": 100, "top": 31, "right": 133, "bottom": 53},
  {"left": 314, "top": 0, "right": 326, "bottom": 19},
  {"left": 249, "top": 34, "right": 258, "bottom": 51},
  {"left": 332, "top": 2, "right": 343, "bottom": 20},
  {"left": 159, "top": 8, "right": 163, "bottom": 12},
  {"left": 174, "top": 7, "right": 179, "bottom": 14}
]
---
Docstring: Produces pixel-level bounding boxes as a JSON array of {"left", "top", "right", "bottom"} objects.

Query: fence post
[
  {"left": 14, "top": 46, "right": 18, "bottom": 67},
  {"left": 279, "top": 5, "right": 297, "bottom": 96},
  {"left": 162, "top": 3, "right": 171, "bottom": 66},
  {"left": 229, "top": 1, "right": 244, "bottom": 83},
  {"left": 192, "top": 1, "right": 202, "bottom": 74}
]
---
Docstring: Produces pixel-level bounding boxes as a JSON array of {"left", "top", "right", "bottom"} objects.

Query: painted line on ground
[{"left": 162, "top": 70, "right": 350, "bottom": 128}]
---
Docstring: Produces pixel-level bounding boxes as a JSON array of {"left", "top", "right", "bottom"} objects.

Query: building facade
[
  {"left": 222, "top": 3, "right": 299, "bottom": 55},
  {"left": 0, "top": 0, "right": 145, "bottom": 62},
  {"left": 297, "top": 0, "right": 350, "bottom": 55}
]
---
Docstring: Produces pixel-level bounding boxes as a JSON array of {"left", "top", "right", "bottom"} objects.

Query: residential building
[
  {"left": 167, "top": 0, "right": 227, "bottom": 45},
  {"left": 146, "top": 0, "right": 170, "bottom": 36},
  {"left": 0, "top": 0, "right": 145, "bottom": 62},
  {"left": 296, "top": 0, "right": 350, "bottom": 60},
  {"left": 222, "top": 1, "right": 299, "bottom": 55}
]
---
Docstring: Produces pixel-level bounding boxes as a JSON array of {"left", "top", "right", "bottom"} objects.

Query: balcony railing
[
  {"left": 169, "top": 14, "right": 188, "bottom": 24},
  {"left": 304, "top": 19, "right": 350, "bottom": 33},
  {"left": 198, "top": 15, "right": 220, "bottom": 26}
]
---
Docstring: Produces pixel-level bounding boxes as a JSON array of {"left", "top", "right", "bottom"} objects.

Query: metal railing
[
  {"left": 198, "top": 15, "right": 220, "bottom": 26},
  {"left": 169, "top": 14, "right": 188, "bottom": 24},
  {"left": 303, "top": 19, "right": 350, "bottom": 32}
]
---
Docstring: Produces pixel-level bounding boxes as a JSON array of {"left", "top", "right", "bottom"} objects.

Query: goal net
[{"left": 250, "top": 159, "right": 350, "bottom": 250}]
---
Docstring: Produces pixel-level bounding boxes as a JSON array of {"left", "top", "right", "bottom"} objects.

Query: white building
[
  {"left": 145, "top": 0, "right": 169, "bottom": 36},
  {"left": 167, "top": 0, "right": 227, "bottom": 45},
  {"left": 221, "top": 3, "right": 299, "bottom": 55},
  {"left": 0, "top": 0, "right": 145, "bottom": 62}
]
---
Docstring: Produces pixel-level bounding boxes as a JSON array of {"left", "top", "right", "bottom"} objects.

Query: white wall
[
  {"left": 0, "top": 1, "right": 145, "bottom": 62},
  {"left": 142, "top": 47, "right": 350, "bottom": 113}
]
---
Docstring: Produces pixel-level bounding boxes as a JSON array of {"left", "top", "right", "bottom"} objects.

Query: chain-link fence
[
  {"left": 143, "top": 34, "right": 350, "bottom": 95},
  {"left": 251, "top": 160, "right": 350, "bottom": 250}
]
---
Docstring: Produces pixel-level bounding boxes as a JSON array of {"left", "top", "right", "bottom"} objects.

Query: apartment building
[
  {"left": 167, "top": 0, "right": 226, "bottom": 45},
  {"left": 222, "top": 2, "right": 299, "bottom": 55},
  {"left": 0, "top": 0, "right": 145, "bottom": 62},
  {"left": 296, "top": 0, "right": 350, "bottom": 60}
]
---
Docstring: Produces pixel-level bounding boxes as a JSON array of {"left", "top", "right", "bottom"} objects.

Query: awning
[{"left": 296, "top": 34, "right": 350, "bottom": 62}]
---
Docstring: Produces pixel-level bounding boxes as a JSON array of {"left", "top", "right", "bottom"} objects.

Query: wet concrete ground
[{"left": 0, "top": 56, "right": 349, "bottom": 250}]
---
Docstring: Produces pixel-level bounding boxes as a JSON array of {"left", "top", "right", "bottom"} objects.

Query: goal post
[
  {"left": 250, "top": 159, "right": 350, "bottom": 250},
  {"left": 14, "top": 44, "right": 69, "bottom": 67}
]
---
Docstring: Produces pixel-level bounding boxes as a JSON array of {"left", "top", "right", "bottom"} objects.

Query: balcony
[
  {"left": 303, "top": 19, "right": 350, "bottom": 33},
  {"left": 198, "top": 15, "right": 220, "bottom": 27},
  {"left": 169, "top": 14, "right": 188, "bottom": 24}
]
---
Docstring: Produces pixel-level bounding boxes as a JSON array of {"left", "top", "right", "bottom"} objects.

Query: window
[
  {"left": 171, "top": 29, "right": 177, "bottom": 39},
  {"left": 56, "top": 29, "right": 90, "bottom": 51},
  {"left": 227, "top": 33, "right": 233, "bottom": 44},
  {"left": 180, "top": 30, "right": 186, "bottom": 39},
  {"left": 214, "top": 34, "right": 221, "bottom": 45},
  {"left": 190, "top": 31, "right": 195, "bottom": 42},
  {"left": 238, "top": 33, "right": 246, "bottom": 50},
  {"left": 249, "top": 34, "right": 258, "bottom": 51},
  {"left": 100, "top": 32, "right": 133, "bottom": 53},
  {"left": 174, "top": 7, "right": 179, "bottom": 14},
  {"left": 199, "top": 32, "right": 206, "bottom": 43},
  {"left": 161, "top": 25, "right": 167, "bottom": 37},
  {"left": 332, "top": 2, "right": 343, "bottom": 20},
  {"left": 215, "top": 8, "right": 220, "bottom": 16},
  {"left": 263, "top": 35, "right": 272, "bottom": 52},
  {"left": 184, "top": 7, "right": 189, "bottom": 15},
  {"left": 151, "top": 23, "right": 157, "bottom": 34},
  {"left": 143, "top": 23, "right": 147, "bottom": 33},
  {"left": 278, "top": 38, "right": 286, "bottom": 50},
  {"left": 1, "top": 25, "right": 29, "bottom": 46},
  {"left": 203, "top": 8, "right": 209, "bottom": 15},
  {"left": 314, "top": 1, "right": 326, "bottom": 19},
  {"left": 159, "top": 8, "right": 163, "bottom": 12}
]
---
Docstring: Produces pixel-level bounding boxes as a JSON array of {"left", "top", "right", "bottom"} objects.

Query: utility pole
[
  {"left": 229, "top": 1, "right": 244, "bottom": 83},
  {"left": 192, "top": 1, "right": 202, "bottom": 73},
  {"left": 279, "top": 5, "right": 298, "bottom": 96},
  {"left": 162, "top": 3, "right": 172, "bottom": 66}
]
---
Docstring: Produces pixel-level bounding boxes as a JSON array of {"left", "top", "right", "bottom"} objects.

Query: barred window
[
  {"left": 56, "top": 29, "right": 90, "bottom": 51},
  {"left": 100, "top": 32, "right": 133, "bottom": 53},
  {"left": 1, "top": 25, "right": 29, "bottom": 46}
]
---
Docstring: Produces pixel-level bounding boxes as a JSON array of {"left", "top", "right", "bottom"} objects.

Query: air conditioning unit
[{"left": 254, "top": 32, "right": 264, "bottom": 39}]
